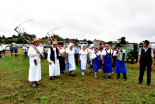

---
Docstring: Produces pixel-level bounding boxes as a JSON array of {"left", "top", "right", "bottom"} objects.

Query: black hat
[
  {"left": 58, "top": 43, "right": 63, "bottom": 46},
  {"left": 143, "top": 40, "right": 150, "bottom": 45},
  {"left": 116, "top": 43, "right": 121, "bottom": 47}
]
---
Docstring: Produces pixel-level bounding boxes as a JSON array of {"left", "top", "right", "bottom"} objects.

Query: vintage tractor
[{"left": 125, "top": 43, "right": 139, "bottom": 64}]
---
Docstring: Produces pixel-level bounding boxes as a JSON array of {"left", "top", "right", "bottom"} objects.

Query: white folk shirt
[
  {"left": 113, "top": 49, "right": 125, "bottom": 56},
  {"left": 91, "top": 52, "right": 100, "bottom": 60},
  {"left": 2, "top": 44, "right": 6, "bottom": 50},
  {"left": 58, "top": 47, "right": 65, "bottom": 56},
  {"left": 98, "top": 51, "right": 102, "bottom": 57},
  {"left": 66, "top": 48, "right": 76, "bottom": 71},
  {"left": 23, "top": 46, "right": 27, "bottom": 52},
  {"left": 88, "top": 49, "right": 94, "bottom": 59},
  {"left": 102, "top": 49, "right": 111, "bottom": 56},
  {"left": 138, "top": 47, "right": 154, "bottom": 57},
  {"left": 28, "top": 46, "right": 42, "bottom": 82},
  {"left": 47, "top": 46, "right": 60, "bottom": 76}
]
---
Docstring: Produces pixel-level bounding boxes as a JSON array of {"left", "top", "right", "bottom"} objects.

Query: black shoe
[
  {"left": 95, "top": 77, "right": 98, "bottom": 79},
  {"left": 69, "top": 74, "right": 72, "bottom": 76},
  {"left": 103, "top": 76, "right": 106, "bottom": 78},
  {"left": 60, "top": 72, "right": 64, "bottom": 74},
  {"left": 32, "top": 82, "right": 37, "bottom": 88},
  {"left": 138, "top": 82, "right": 142, "bottom": 84},
  {"left": 123, "top": 77, "right": 127, "bottom": 80},
  {"left": 35, "top": 82, "right": 40, "bottom": 85},
  {"left": 54, "top": 76, "right": 59, "bottom": 78},
  {"left": 147, "top": 84, "right": 150, "bottom": 86},
  {"left": 50, "top": 76, "right": 53, "bottom": 80},
  {"left": 108, "top": 76, "right": 112, "bottom": 79}
]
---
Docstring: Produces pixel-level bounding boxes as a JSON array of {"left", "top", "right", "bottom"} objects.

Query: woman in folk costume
[
  {"left": 88, "top": 44, "right": 95, "bottom": 73},
  {"left": 58, "top": 43, "right": 66, "bottom": 74},
  {"left": 102, "top": 44, "right": 113, "bottom": 79},
  {"left": 66, "top": 43, "right": 76, "bottom": 76},
  {"left": 47, "top": 40, "right": 60, "bottom": 80},
  {"left": 28, "top": 38, "right": 43, "bottom": 88},
  {"left": 113, "top": 44, "right": 127, "bottom": 79},
  {"left": 78, "top": 44, "right": 88, "bottom": 75},
  {"left": 90, "top": 47, "right": 101, "bottom": 79}
]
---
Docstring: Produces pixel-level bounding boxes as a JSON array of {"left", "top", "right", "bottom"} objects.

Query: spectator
[
  {"left": 0, "top": 44, "right": 2, "bottom": 58},
  {"left": 13, "top": 45, "right": 18, "bottom": 57},
  {"left": 23, "top": 45, "right": 28, "bottom": 58},
  {"left": 2, "top": 43, "right": 6, "bottom": 55}
]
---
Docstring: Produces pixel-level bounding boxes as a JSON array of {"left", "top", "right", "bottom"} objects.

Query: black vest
[
  {"left": 140, "top": 48, "right": 152, "bottom": 64},
  {"left": 50, "top": 47, "right": 59, "bottom": 62}
]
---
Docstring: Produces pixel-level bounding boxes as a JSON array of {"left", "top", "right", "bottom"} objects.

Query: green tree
[{"left": 120, "top": 37, "right": 126, "bottom": 44}]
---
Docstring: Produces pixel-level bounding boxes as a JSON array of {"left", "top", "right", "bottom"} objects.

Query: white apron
[
  {"left": 28, "top": 46, "right": 42, "bottom": 82},
  {"left": 67, "top": 48, "right": 76, "bottom": 71},
  {"left": 48, "top": 47, "right": 60, "bottom": 76},
  {"left": 79, "top": 50, "right": 88, "bottom": 70}
]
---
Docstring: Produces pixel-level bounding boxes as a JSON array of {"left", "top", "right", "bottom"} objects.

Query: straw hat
[
  {"left": 53, "top": 40, "right": 57, "bottom": 45},
  {"left": 32, "top": 38, "right": 40, "bottom": 43}
]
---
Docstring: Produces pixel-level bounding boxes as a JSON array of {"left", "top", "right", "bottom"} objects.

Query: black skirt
[{"left": 58, "top": 56, "right": 65, "bottom": 72}]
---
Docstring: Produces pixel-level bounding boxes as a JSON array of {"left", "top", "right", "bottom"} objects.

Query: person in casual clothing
[
  {"left": 10, "top": 44, "right": 14, "bottom": 56},
  {"left": 28, "top": 38, "right": 43, "bottom": 88},
  {"left": 90, "top": 47, "right": 101, "bottom": 79},
  {"left": 88, "top": 44, "right": 95, "bottom": 73},
  {"left": 47, "top": 41, "right": 60, "bottom": 80},
  {"left": 14, "top": 45, "right": 18, "bottom": 57},
  {"left": 102, "top": 44, "right": 113, "bottom": 79},
  {"left": 0, "top": 44, "right": 2, "bottom": 58},
  {"left": 44, "top": 46, "right": 49, "bottom": 60},
  {"left": 137, "top": 40, "right": 154, "bottom": 86},
  {"left": 113, "top": 44, "right": 127, "bottom": 79},
  {"left": 75, "top": 45, "right": 80, "bottom": 65},
  {"left": 78, "top": 45, "right": 88, "bottom": 75},
  {"left": 2, "top": 43, "right": 6, "bottom": 55},
  {"left": 23, "top": 45, "right": 28, "bottom": 58},
  {"left": 66, "top": 43, "right": 76, "bottom": 76},
  {"left": 58, "top": 43, "right": 66, "bottom": 74}
]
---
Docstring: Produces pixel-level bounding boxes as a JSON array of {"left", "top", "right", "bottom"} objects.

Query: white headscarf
[
  {"left": 90, "top": 44, "right": 94, "bottom": 49},
  {"left": 81, "top": 44, "right": 86, "bottom": 49},
  {"left": 68, "top": 43, "right": 73, "bottom": 48}
]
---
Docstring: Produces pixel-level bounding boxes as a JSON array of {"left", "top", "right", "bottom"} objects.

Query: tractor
[{"left": 125, "top": 43, "right": 139, "bottom": 64}]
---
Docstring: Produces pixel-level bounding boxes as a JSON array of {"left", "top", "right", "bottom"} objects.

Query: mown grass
[{"left": 0, "top": 49, "right": 155, "bottom": 104}]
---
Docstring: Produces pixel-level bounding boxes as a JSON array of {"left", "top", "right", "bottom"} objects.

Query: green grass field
[{"left": 0, "top": 49, "right": 155, "bottom": 104}]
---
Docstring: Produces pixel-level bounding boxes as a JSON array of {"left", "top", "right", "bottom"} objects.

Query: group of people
[
  {"left": 27, "top": 38, "right": 154, "bottom": 87},
  {"left": 28, "top": 38, "right": 128, "bottom": 87},
  {"left": 0, "top": 43, "right": 18, "bottom": 58}
]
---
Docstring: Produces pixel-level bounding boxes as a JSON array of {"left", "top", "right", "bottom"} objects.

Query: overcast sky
[{"left": 0, "top": 0, "right": 155, "bottom": 42}]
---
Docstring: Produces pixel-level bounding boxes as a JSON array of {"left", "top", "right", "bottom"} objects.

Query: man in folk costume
[
  {"left": 102, "top": 44, "right": 113, "bottom": 79},
  {"left": 28, "top": 38, "right": 43, "bottom": 88},
  {"left": 113, "top": 44, "right": 127, "bottom": 79},
  {"left": 47, "top": 40, "right": 60, "bottom": 80},
  {"left": 137, "top": 40, "right": 154, "bottom": 86}
]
